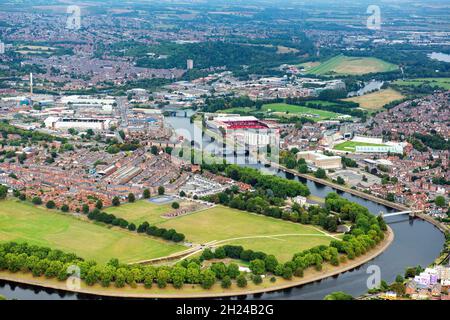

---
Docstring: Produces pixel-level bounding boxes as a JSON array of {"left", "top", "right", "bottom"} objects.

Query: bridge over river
[{"left": 381, "top": 210, "right": 423, "bottom": 218}]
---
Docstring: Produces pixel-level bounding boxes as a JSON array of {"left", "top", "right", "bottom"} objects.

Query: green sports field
[
  {"left": 333, "top": 140, "right": 386, "bottom": 152},
  {"left": 105, "top": 200, "right": 173, "bottom": 225},
  {"left": 0, "top": 200, "right": 184, "bottom": 263},
  {"left": 262, "top": 103, "right": 342, "bottom": 121},
  {"left": 157, "top": 206, "right": 336, "bottom": 262},
  {"left": 308, "top": 55, "right": 398, "bottom": 76}
]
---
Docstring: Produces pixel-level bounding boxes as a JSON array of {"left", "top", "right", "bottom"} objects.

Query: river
[
  {"left": 347, "top": 80, "right": 384, "bottom": 97},
  {"left": 428, "top": 52, "right": 450, "bottom": 63},
  {"left": 0, "top": 115, "right": 444, "bottom": 300}
]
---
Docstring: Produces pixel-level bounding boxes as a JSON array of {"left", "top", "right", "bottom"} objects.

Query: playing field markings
[{"left": 211, "top": 233, "right": 340, "bottom": 246}]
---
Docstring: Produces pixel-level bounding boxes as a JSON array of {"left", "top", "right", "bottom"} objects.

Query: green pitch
[
  {"left": 308, "top": 55, "right": 398, "bottom": 75},
  {"left": 333, "top": 140, "right": 386, "bottom": 152},
  {"left": 157, "top": 205, "right": 336, "bottom": 262},
  {"left": 262, "top": 103, "right": 342, "bottom": 121},
  {"left": 0, "top": 200, "right": 184, "bottom": 263}
]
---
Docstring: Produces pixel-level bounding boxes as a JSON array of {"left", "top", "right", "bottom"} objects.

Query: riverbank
[
  {"left": 278, "top": 164, "right": 409, "bottom": 211},
  {"left": 279, "top": 165, "right": 450, "bottom": 234},
  {"left": 0, "top": 227, "right": 394, "bottom": 299}
]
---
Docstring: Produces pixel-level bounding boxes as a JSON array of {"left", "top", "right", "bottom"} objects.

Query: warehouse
[
  {"left": 296, "top": 151, "right": 342, "bottom": 170},
  {"left": 44, "top": 116, "right": 115, "bottom": 131}
]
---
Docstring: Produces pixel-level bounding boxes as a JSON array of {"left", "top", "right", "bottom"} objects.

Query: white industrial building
[
  {"left": 44, "top": 116, "right": 115, "bottom": 131},
  {"left": 355, "top": 143, "right": 405, "bottom": 154},
  {"left": 296, "top": 151, "right": 342, "bottom": 169},
  {"left": 60, "top": 95, "right": 116, "bottom": 114}
]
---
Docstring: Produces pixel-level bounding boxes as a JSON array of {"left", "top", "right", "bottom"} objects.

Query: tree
[
  {"left": 32, "top": 196, "right": 42, "bottom": 205},
  {"left": 227, "top": 263, "right": 240, "bottom": 279},
  {"left": 387, "top": 193, "right": 395, "bottom": 202},
  {"left": 171, "top": 267, "right": 186, "bottom": 289},
  {"left": 158, "top": 186, "right": 165, "bottom": 195},
  {"left": 236, "top": 274, "right": 247, "bottom": 288},
  {"left": 251, "top": 274, "right": 263, "bottom": 285},
  {"left": 390, "top": 282, "right": 406, "bottom": 296},
  {"left": 395, "top": 274, "right": 404, "bottom": 283},
  {"left": 0, "top": 185, "right": 8, "bottom": 199},
  {"left": 298, "top": 164, "right": 308, "bottom": 174},
  {"left": 112, "top": 196, "right": 120, "bottom": 206},
  {"left": 95, "top": 200, "right": 103, "bottom": 210},
  {"left": 201, "top": 270, "right": 216, "bottom": 289},
  {"left": 143, "top": 189, "right": 151, "bottom": 199},
  {"left": 264, "top": 255, "right": 279, "bottom": 273},
  {"left": 314, "top": 168, "right": 326, "bottom": 179},
  {"left": 150, "top": 145, "right": 159, "bottom": 155},
  {"left": 171, "top": 233, "right": 185, "bottom": 242},
  {"left": 435, "top": 196, "right": 446, "bottom": 208},
  {"left": 46, "top": 200, "right": 56, "bottom": 209},
  {"left": 221, "top": 275, "right": 232, "bottom": 289},
  {"left": 179, "top": 191, "right": 186, "bottom": 197},
  {"left": 282, "top": 266, "right": 293, "bottom": 280},
  {"left": 249, "top": 259, "right": 266, "bottom": 275},
  {"left": 61, "top": 204, "right": 69, "bottom": 212},
  {"left": 156, "top": 269, "right": 170, "bottom": 288},
  {"left": 324, "top": 291, "right": 354, "bottom": 300},
  {"left": 171, "top": 202, "right": 180, "bottom": 209},
  {"left": 128, "top": 193, "right": 136, "bottom": 203},
  {"left": 200, "top": 248, "right": 214, "bottom": 260},
  {"left": 336, "top": 176, "right": 345, "bottom": 185},
  {"left": 214, "top": 247, "right": 226, "bottom": 259},
  {"left": 82, "top": 204, "right": 90, "bottom": 214},
  {"left": 128, "top": 223, "right": 136, "bottom": 231}
]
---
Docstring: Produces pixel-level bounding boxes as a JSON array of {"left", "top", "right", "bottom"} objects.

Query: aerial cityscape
[{"left": 0, "top": 0, "right": 449, "bottom": 308}]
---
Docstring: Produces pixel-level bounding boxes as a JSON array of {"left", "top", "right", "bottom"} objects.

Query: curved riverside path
[{"left": 0, "top": 227, "right": 394, "bottom": 299}]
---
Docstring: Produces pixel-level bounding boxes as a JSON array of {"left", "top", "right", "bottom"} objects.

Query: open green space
[
  {"left": 307, "top": 55, "right": 398, "bottom": 75},
  {"left": 262, "top": 103, "right": 343, "bottom": 121},
  {"left": 0, "top": 200, "right": 184, "bottom": 264},
  {"left": 393, "top": 78, "right": 450, "bottom": 90},
  {"left": 343, "top": 89, "right": 405, "bottom": 111},
  {"left": 104, "top": 200, "right": 173, "bottom": 225},
  {"left": 156, "top": 205, "right": 335, "bottom": 261},
  {"left": 221, "top": 107, "right": 256, "bottom": 114},
  {"left": 333, "top": 140, "right": 386, "bottom": 152}
]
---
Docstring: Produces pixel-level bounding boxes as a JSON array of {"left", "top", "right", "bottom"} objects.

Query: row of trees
[
  {"left": 200, "top": 194, "right": 388, "bottom": 280},
  {"left": 136, "top": 221, "right": 185, "bottom": 243},
  {"left": 202, "top": 186, "right": 340, "bottom": 232},
  {"left": 86, "top": 209, "right": 185, "bottom": 243},
  {"left": 0, "top": 242, "right": 251, "bottom": 290},
  {"left": 202, "top": 163, "right": 310, "bottom": 198}
]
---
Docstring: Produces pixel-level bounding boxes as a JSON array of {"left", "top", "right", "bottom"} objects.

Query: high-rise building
[{"left": 187, "top": 59, "right": 194, "bottom": 70}]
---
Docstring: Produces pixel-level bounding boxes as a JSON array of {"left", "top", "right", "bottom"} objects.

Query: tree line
[
  {"left": 202, "top": 163, "right": 310, "bottom": 198},
  {"left": 0, "top": 242, "right": 249, "bottom": 290},
  {"left": 202, "top": 187, "right": 339, "bottom": 233}
]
